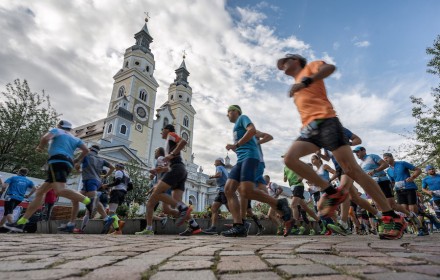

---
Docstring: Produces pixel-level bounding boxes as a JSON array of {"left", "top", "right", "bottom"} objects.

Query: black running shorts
[
  {"left": 46, "top": 162, "right": 72, "bottom": 183},
  {"left": 109, "top": 190, "right": 127, "bottom": 206},
  {"left": 378, "top": 180, "right": 394, "bottom": 198},
  {"left": 297, "top": 117, "right": 349, "bottom": 151},
  {"left": 161, "top": 162, "right": 187, "bottom": 191},
  {"left": 214, "top": 192, "right": 228, "bottom": 205},
  {"left": 292, "top": 185, "right": 305, "bottom": 199},
  {"left": 4, "top": 199, "right": 22, "bottom": 215},
  {"left": 396, "top": 189, "right": 417, "bottom": 205}
]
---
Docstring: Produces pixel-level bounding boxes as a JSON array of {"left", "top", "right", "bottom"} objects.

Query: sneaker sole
[
  {"left": 319, "top": 192, "right": 348, "bottom": 218},
  {"left": 327, "top": 224, "right": 348, "bottom": 236},
  {"left": 3, "top": 225, "right": 24, "bottom": 233}
]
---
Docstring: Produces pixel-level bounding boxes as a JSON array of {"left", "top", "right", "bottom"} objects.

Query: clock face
[
  {"left": 134, "top": 104, "right": 148, "bottom": 122},
  {"left": 137, "top": 107, "right": 146, "bottom": 118}
]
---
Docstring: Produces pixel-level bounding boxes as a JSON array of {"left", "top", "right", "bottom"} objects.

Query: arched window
[
  {"left": 118, "top": 86, "right": 125, "bottom": 97},
  {"left": 170, "top": 95, "right": 174, "bottom": 100},
  {"left": 120, "top": 124, "right": 127, "bottom": 135},
  {"left": 139, "top": 89, "right": 147, "bottom": 102},
  {"left": 183, "top": 116, "right": 189, "bottom": 127},
  {"left": 107, "top": 123, "right": 113, "bottom": 134},
  {"left": 163, "top": 117, "right": 169, "bottom": 127}
]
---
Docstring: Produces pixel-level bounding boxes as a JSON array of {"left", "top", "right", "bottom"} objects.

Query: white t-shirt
[{"left": 266, "top": 182, "right": 280, "bottom": 197}]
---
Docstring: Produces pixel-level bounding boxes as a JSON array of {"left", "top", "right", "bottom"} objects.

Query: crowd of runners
[{"left": 2, "top": 54, "right": 440, "bottom": 240}]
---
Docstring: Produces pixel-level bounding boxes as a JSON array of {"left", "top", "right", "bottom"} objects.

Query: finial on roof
[
  {"left": 182, "top": 50, "right": 186, "bottom": 60},
  {"left": 144, "top": 12, "right": 150, "bottom": 23}
]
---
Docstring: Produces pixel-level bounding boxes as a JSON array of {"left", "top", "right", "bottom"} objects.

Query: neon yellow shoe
[{"left": 135, "top": 228, "right": 154, "bottom": 236}]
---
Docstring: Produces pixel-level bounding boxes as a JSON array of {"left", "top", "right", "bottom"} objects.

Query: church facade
[{"left": 72, "top": 19, "right": 224, "bottom": 212}]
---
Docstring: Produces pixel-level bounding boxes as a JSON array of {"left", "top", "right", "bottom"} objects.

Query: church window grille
[
  {"left": 120, "top": 124, "right": 127, "bottom": 135},
  {"left": 183, "top": 116, "right": 189, "bottom": 127},
  {"left": 139, "top": 89, "right": 147, "bottom": 102},
  {"left": 107, "top": 124, "right": 113, "bottom": 134},
  {"left": 118, "top": 86, "right": 125, "bottom": 97}
]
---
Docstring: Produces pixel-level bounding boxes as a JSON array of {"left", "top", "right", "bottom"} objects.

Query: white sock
[{"left": 376, "top": 211, "right": 383, "bottom": 219}]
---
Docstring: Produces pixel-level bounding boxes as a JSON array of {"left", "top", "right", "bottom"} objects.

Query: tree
[
  {"left": 409, "top": 35, "right": 440, "bottom": 166},
  {"left": 123, "top": 160, "right": 150, "bottom": 205},
  {"left": 0, "top": 79, "right": 59, "bottom": 178}
]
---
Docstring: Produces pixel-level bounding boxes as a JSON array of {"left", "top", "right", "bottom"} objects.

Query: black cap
[{"left": 163, "top": 124, "right": 175, "bottom": 132}]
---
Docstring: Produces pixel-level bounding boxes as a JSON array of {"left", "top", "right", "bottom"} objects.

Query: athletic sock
[
  {"left": 189, "top": 218, "right": 199, "bottom": 229},
  {"left": 146, "top": 225, "right": 153, "bottom": 231},
  {"left": 324, "top": 186, "right": 337, "bottom": 195},
  {"left": 111, "top": 214, "right": 120, "bottom": 229},
  {"left": 17, "top": 217, "right": 28, "bottom": 225}
]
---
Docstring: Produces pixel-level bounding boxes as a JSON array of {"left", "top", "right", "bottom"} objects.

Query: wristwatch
[{"left": 301, "top": 77, "right": 313, "bottom": 87}]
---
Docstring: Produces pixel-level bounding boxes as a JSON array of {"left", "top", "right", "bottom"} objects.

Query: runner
[
  {"left": 71, "top": 145, "right": 115, "bottom": 233},
  {"left": 0, "top": 168, "right": 36, "bottom": 228},
  {"left": 136, "top": 124, "right": 200, "bottom": 236},
  {"left": 284, "top": 165, "right": 322, "bottom": 236},
  {"left": 221, "top": 105, "right": 291, "bottom": 237},
  {"left": 383, "top": 153, "right": 426, "bottom": 236},
  {"left": 277, "top": 54, "right": 406, "bottom": 239},
  {"left": 100, "top": 163, "right": 130, "bottom": 234},
  {"left": 422, "top": 165, "right": 440, "bottom": 209},
  {"left": 204, "top": 157, "right": 229, "bottom": 234},
  {"left": 4, "top": 120, "right": 91, "bottom": 233},
  {"left": 264, "top": 175, "right": 284, "bottom": 235}
]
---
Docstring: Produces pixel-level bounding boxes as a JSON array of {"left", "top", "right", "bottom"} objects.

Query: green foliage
[
  {"left": 0, "top": 79, "right": 59, "bottom": 178},
  {"left": 116, "top": 204, "right": 129, "bottom": 218},
  {"left": 123, "top": 159, "right": 150, "bottom": 205},
  {"left": 408, "top": 35, "right": 440, "bottom": 166}
]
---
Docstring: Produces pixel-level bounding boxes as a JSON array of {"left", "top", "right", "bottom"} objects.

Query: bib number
[{"left": 395, "top": 180, "right": 406, "bottom": 190}]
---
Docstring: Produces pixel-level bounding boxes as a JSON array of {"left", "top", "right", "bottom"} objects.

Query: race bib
[{"left": 394, "top": 180, "right": 406, "bottom": 190}]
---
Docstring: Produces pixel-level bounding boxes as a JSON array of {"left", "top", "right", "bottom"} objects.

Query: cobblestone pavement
[{"left": 1, "top": 233, "right": 440, "bottom": 280}]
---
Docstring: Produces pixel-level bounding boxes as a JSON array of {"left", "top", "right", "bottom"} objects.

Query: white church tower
[{"left": 102, "top": 17, "right": 159, "bottom": 162}]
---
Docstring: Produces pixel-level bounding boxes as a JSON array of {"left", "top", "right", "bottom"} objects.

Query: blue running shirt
[
  {"left": 215, "top": 165, "right": 228, "bottom": 192},
  {"left": 233, "top": 115, "right": 259, "bottom": 162},
  {"left": 4, "top": 175, "right": 34, "bottom": 201},
  {"left": 422, "top": 174, "right": 440, "bottom": 201},
  {"left": 386, "top": 161, "right": 418, "bottom": 190},
  {"left": 48, "top": 128, "right": 84, "bottom": 167},
  {"left": 359, "top": 154, "right": 388, "bottom": 182}
]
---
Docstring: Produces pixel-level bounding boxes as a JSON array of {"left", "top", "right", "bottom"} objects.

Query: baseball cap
[
  {"left": 352, "top": 146, "right": 365, "bottom": 153},
  {"left": 277, "top": 54, "right": 307, "bottom": 70},
  {"left": 426, "top": 165, "right": 434, "bottom": 172},
  {"left": 163, "top": 124, "right": 175, "bottom": 132},
  {"left": 215, "top": 157, "right": 225, "bottom": 165},
  {"left": 58, "top": 120, "right": 72, "bottom": 130}
]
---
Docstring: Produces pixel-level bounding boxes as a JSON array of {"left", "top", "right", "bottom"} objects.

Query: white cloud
[
  {"left": 354, "top": 40, "right": 370, "bottom": 48},
  {"left": 0, "top": 0, "right": 422, "bottom": 185}
]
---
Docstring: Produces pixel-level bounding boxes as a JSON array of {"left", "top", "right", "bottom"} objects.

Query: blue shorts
[
  {"left": 228, "top": 158, "right": 259, "bottom": 183},
  {"left": 82, "top": 179, "right": 101, "bottom": 192},
  {"left": 255, "top": 162, "right": 266, "bottom": 185}
]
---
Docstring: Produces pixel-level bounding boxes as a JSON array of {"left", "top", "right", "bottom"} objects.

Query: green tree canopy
[{"left": 0, "top": 79, "right": 59, "bottom": 178}]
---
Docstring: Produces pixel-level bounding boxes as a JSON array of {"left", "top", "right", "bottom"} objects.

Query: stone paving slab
[{"left": 1, "top": 233, "right": 440, "bottom": 279}]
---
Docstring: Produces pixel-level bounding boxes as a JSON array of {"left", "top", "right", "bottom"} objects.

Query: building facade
[{"left": 72, "top": 19, "right": 220, "bottom": 212}]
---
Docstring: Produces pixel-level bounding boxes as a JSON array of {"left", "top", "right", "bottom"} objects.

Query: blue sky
[{"left": 0, "top": 0, "right": 439, "bottom": 184}]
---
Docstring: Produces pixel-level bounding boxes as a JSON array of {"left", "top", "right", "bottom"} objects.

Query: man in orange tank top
[{"left": 277, "top": 54, "right": 405, "bottom": 240}]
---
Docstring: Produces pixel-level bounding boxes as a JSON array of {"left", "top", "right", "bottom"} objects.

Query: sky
[{"left": 0, "top": 0, "right": 439, "bottom": 185}]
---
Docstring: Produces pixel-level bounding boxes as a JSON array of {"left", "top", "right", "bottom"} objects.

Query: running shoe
[
  {"left": 176, "top": 207, "right": 193, "bottom": 226},
  {"left": 203, "top": 226, "right": 218, "bottom": 234},
  {"left": 221, "top": 224, "right": 247, "bottom": 237},
  {"left": 417, "top": 228, "right": 425, "bottom": 236},
  {"left": 309, "top": 228, "right": 316, "bottom": 235},
  {"left": 58, "top": 223, "right": 75, "bottom": 233},
  {"left": 256, "top": 226, "right": 265, "bottom": 236},
  {"left": 327, "top": 223, "right": 348, "bottom": 236},
  {"left": 409, "top": 211, "right": 422, "bottom": 229},
  {"left": 318, "top": 188, "right": 348, "bottom": 218},
  {"left": 276, "top": 198, "right": 292, "bottom": 222},
  {"left": 109, "top": 229, "right": 122, "bottom": 235},
  {"left": 135, "top": 228, "right": 154, "bottom": 235},
  {"left": 324, "top": 229, "right": 333, "bottom": 235},
  {"left": 297, "top": 226, "right": 306, "bottom": 235},
  {"left": 3, "top": 222, "right": 25, "bottom": 233},
  {"left": 179, "top": 226, "right": 202, "bottom": 236},
  {"left": 160, "top": 217, "right": 168, "bottom": 228},
  {"left": 73, "top": 228, "right": 85, "bottom": 234},
  {"left": 379, "top": 215, "right": 407, "bottom": 240}
]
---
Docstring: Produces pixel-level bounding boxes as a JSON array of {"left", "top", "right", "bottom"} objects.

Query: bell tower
[
  {"left": 103, "top": 17, "right": 159, "bottom": 162},
  {"left": 167, "top": 53, "right": 196, "bottom": 163}
]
